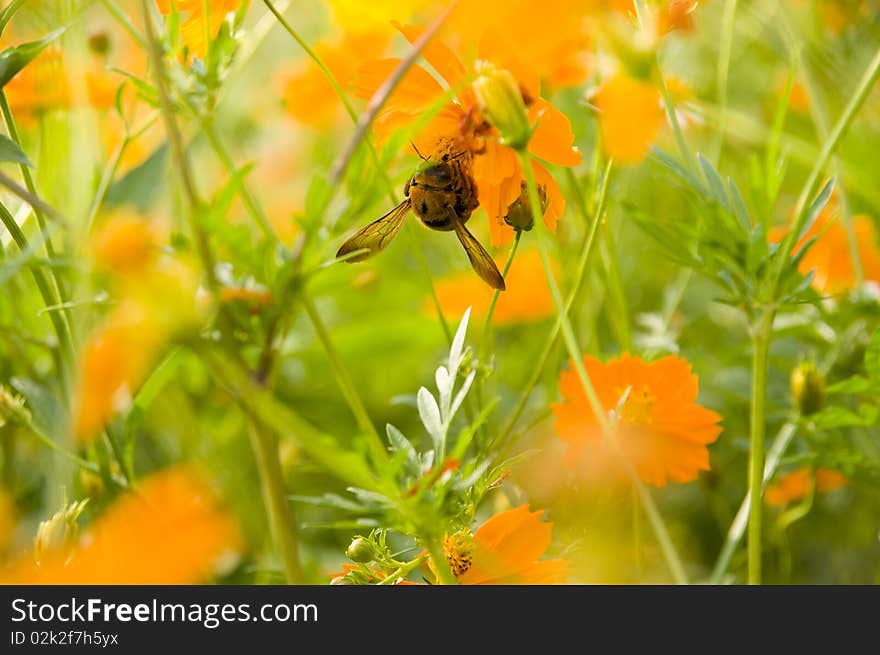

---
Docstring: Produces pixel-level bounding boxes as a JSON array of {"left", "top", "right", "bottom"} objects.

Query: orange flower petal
[
  {"left": 594, "top": 73, "right": 663, "bottom": 164},
  {"left": 553, "top": 353, "right": 722, "bottom": 487},
  {"left": 528, "top": 98, "right": 582, "bottom": 166}
]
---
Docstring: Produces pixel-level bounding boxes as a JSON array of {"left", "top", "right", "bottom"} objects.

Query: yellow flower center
[
  {"left": 443, "top": 530, "right": 474, "bottom": 578},
  {"left": 617, "top": 386, "right": 656, "bottom": 426}
]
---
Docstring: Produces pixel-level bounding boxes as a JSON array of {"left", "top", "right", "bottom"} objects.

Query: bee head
[{"left": 413, "top": 161, "right": 453, "bottom": 186}]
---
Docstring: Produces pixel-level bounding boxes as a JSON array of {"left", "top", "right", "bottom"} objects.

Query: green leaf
[
  {"left": 797, "top": 177, "right": 835, "bottom": 243},
  {"left": 0, "top": 28, "right": 65, "bottom": 88},
  {"left": 728, "top": 178, "right": 751, "bottom": 232},
  {"left": 697, "top": 153, "right": 732, "bottom": 214},
  {"left": 810, "top": 404, "right": 879, "bottom": 430},
  {"left": 105, "top": 144, "right": 168, "bottom": 211},
  {"left": 827, "top": 376, "right": 877, "bottom": 395},
  {"left": 0, "top": 133, "right": 31, "bottom": 166},
  {"left": 866, "top": 329, "right": 880, "bottom": 381}
]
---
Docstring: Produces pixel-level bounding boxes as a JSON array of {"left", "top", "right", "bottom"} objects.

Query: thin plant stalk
[
  {"left": 518, "top": 152, "right": 688, "bottom": 584},
  {"left": 479, "top": 229, "right": 522, "bottom": 353},
  {"left": 710, "top": 421, "right": 796, "bottom": 583},
  {"left": 494, "top": 162, "right": 611, "bottom": 449},
  {"left": 248, "top": 422, "right": 305, "bottom": 584},
  {"left": 747, "top": 311, "right": 774, "bottom": 584},
  {"left": 301, "top": 294, "right": 388, "bottom": 466}
]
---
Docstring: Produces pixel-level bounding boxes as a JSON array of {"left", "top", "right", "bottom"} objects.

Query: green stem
[
  {"left": 713, "top": 0, "right": 738, "bottom": 163},
  {"left": 0, "top": 92, "right": 72, "bottom": 335},
  {"left": 494, "top": 163, "right": 610, "bottom": 450},
  {"left": 772, "top": 44, "right": 880, "bottom": 286},
  {"left": 479, "top": 229, "right": 521, "bottom": 353},
  {"left": 301, "top": 293, "right": 387, "bottom": 466},
  {"left": 0, "top": 202, "right": 73, "bottom": 373},
  {"left": 711, "top": 420, "right": 797, "bottom": 583},
  {"left": 140, "top": 0, "right": 218, "bottom": 290},
  {"left": 201, "top": 117, "right": 276, "bottom": 239},
  {"left": 248, "top": 421, "right": 304, "bottom": 583},
  {"left": 425, "top": 537, "right": 458, "bottom": 585},
  {"left": 101, "top": 0, "right": 147, "bottom": 47},
  {"left": 377, "top": 554, "right": 428, "bottom": 585},
  {"left": 656, "top": 66, "right": 694, "bottom": 167},
  {"left": 747, "top": 311, "right": 774, "bottom": 585},
  {"left": 800, "top": 60, "right": 864, "bottom": 286},
  {"left": 518, "top": 152, "right": 688, "bottom": 584}
]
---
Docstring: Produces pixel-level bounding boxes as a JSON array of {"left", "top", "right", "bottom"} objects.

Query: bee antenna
[{"left": 410, "top": 142, "right": 428, "bottom": 160}]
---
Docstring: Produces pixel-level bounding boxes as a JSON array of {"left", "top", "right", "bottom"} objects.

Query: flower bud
[
  {"left": 88, "top": 32, "right": 112, "bottom": 57},
  {"left": 346, "top": 537, "right": 375, "bottom": 563},
  {"left": 34, "top": 498, "right": 88, "bottom": 565},
  {"left": 472, "top": 62, "right": 532, "bottom": 150},
  {"left": 790, "top": 361, "right": 825, "bottom": 416},
  {"left": 330, "top": 575, "right": 355, "bottom": 585},
  {"left": 504, "top": 182, "right": 548, "bottom": 231},
  {"left": 0, "top": 386, "right": 29, "bottom": 428}
]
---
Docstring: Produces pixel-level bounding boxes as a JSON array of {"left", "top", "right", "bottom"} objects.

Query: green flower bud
[
  {"left": 88, "top": 32, "right": 112, "bottom": 57},
  {"left": 345, "top": 537, "right": 375, "bottom": 563},
  {"left": 504, "top": 182, "right": 548, "bottom": 231},
  {"left": 472, "top": 62, "right": 532, "bottom": 150},
  {"left": 791, "top": 361, "right": 825, "bottom": 416}
]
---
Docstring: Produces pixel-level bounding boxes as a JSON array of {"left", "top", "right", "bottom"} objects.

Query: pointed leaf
[
  {"left": 0, "top": 134, "right": 31, "bottom": 166},
  {"left": 417, "top": 386, "right": 443, "bottom": 444},
  {"left": 698, "top": 153, "right": 732, "bottom": 213},
  {"left": 435, "top": 365, "right": 452, "bottom": 416},
  {"left": 0, "top": 28, "right": 66, "bottom": 88},
  {"left": 449, "top": 307, "right": 470, "bottom": 374},
  {"left": 797, "top": 178, "right": 835, "bottom": 244},
  {"left": 448, "top": 369, "right": 476, "bottom": 424}
]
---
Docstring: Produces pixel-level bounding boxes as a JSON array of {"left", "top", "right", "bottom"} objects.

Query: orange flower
[
  {"left": 355, "top": 24, "right": 581, "bottom": 246},
  {"left": 156, "top": 0, "right": 243, "bottom": 59},
  {"left": 765, "top": 467, "right": 848, "bottom": 508},
  {"left": 429, "top": 250, "right": 555, "bottom": 324},
  {"left": 91, "top": 213, "right": 161, "bottom": 275},
  {"left": 1, "top": 467, "right": 241, "bottom": 584},
  {"left": 435, "top": 505, "right": 569, "bottom": 584},
  {"left": 280, "top": 30, "right": 390, "bottom": 127},
  {"left": 72, "top": 301, "right": 164, "bottom": 443},
  {"left": 771, "top": 206, "right": 880, "bottom": 295},
  {"left": 593, "top": 73, "right": 664, "bottom": 163},
  {"left": 552, "top": 354, "right": 722, "bottom": 487}
]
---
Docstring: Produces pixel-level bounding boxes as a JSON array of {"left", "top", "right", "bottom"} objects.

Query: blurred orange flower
[
  {"left": 435, "top": 505, "right": 569, "bottom": 584},
  {"left": 74, "top": 213, "right": 200, "bottom": 442},
  {"left": 429, "top": 250, "right": 555, "bottom": 324},
  {"left": 553, "top": 354, "right": 722, "bottom": 487},
  {"left": 771, "top": 206, "right": 880, "bottom": 295},
  {"left": 91, "top": 212, "right": 161, "bottom": 275},
  {"left": 765, "top": 467, "right": 848, "bottom": 508},
  {"left": 73, "top": 301, "right": 164, "bottom": 442},
  {"left": 1, "top": 467, "right": 240, "bottom": 584},
  {"left": 594, "top": 73, "right": 663, "bottom": 163},
  {"left": 280, "top": 30, "right": 390, "bottom": 127},
  {"left": 156, "top": 0, "right": 243, "bottom": 59},
  {"left": 4, "top": 46, "right": 71, "bottom": 120},
  {"left": 355, "top": 24, "right": 581, "bottom": 246}
]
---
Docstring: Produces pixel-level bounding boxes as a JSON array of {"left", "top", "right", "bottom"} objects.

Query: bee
[{"left": 336, "top": 146, "right": 506, "bottom": 291}]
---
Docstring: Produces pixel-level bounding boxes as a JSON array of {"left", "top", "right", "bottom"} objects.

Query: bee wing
[
  {"left": 336, "top": 200, "right": 411, "bottom": 262},
  {"left": 448, "top": 208, "right": 506, "bottom": 291}
]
